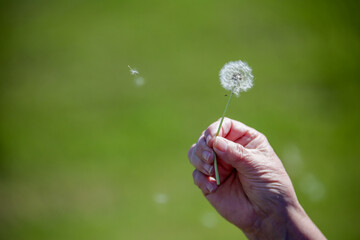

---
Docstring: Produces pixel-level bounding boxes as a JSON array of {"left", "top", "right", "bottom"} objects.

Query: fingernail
[
  {"left": 206, "top": 135, "right": 212, "bottom": 144},
  {"left": 202, "top": 151, "right": 211, "bottom": 162},
  {"left": 205, "top": 165, "right": 213, "bottom": 175},
  {"left": 214, "top": 137, "right": 227, "bottom": 152},
  {"left": 207, "top": 183, "right": 216, "bottom": 193}
]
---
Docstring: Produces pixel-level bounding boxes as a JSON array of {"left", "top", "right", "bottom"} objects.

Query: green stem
[{"left": 213, "top": 91, "right": 234, "bottom": 185}]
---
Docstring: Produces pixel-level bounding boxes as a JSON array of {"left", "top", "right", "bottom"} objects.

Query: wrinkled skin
[{"left": 188, "top": 118, "right": 325, "bottom": 239}]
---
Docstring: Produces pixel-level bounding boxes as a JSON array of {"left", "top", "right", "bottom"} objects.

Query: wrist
[
  {"left": 285, "top": 203, "right": 326, "bottom": 240},
  {"left": 243, "top": 202, "right": 325, "bottom": 240}
]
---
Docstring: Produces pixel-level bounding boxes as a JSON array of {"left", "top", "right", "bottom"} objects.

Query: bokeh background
[{"left": 1, "top": 0, "right": 360, "bottom": 239}]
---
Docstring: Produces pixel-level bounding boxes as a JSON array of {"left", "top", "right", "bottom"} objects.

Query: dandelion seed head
[{"left": 219, "top": 60, "right": 254, "bottom": 96}]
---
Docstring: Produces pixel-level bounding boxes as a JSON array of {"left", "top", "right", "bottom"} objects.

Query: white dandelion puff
[
  {"left": 219, "top": 60, "right": 254, "bottom": 96},
  {"left": 128, "top": 65, "right": 139, "bottom": 75}
]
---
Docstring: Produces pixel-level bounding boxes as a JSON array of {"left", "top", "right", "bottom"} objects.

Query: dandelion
[
  {"left": 213, "top": 60, "right": 254, "bottom": 185},
  {"left": 219, "top": 60, "right": 254, "bottom": 96}
]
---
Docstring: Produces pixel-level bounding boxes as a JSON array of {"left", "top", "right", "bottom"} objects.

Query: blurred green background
[{"left": 1, "top": 0, "right": 359, "bottom": 239}]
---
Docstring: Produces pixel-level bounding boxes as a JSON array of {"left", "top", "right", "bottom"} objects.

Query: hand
[{"left": 188, "top": 118, "right": 325, "bottom": 239}]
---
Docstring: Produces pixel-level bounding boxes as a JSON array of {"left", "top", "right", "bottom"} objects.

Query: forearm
[
  {"left": 244, "top": 204, "right": 326, "bottom": 240},
  {"left": 285, "top": 204, "right": 326, "bottom": 240}
]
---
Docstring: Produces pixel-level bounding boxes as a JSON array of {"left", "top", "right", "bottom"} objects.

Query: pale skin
[{"left": 188, "top": 118, "right": 326, "bottom": 240}]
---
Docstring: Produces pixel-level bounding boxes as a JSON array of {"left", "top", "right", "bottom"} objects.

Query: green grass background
[{"left": 1, "top": 0, "right": 359, "bottom": 239}]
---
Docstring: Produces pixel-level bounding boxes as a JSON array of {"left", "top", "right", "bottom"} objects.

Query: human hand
[{"left": 188, "top": 118, "right": 325, "bottom": 239}]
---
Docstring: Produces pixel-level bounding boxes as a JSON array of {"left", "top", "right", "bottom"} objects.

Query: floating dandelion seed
[
  {"left": 128, "top": 65, "right": 139, "bottom": 75},
  {"left": 213, "top": 60, "right": 254, "bottom": 185},
  {"left": 128, "top": 65, "right": 145, "bottom": 87}
]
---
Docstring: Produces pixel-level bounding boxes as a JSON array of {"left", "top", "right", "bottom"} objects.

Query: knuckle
[
  {"left": 192, "top": 169, "right": 197, "bottom": 177},
  {"left": 235, "top": 144, "right": 245, "bottom": 158},
  {"left": 189, "top": 154, "right": 197, "bottom": 166},
  {"left": 195, "top": 138, "right": 206, "bottom": 156},
  {"left": 258, "top": 132, "right": 268, "bottom": 142},
  {"left": 192, "top": 170, "right": 199, "bottom": 184},
  {"left": 188, "top": 155, "right": 193, "bottom": 164},
  {"left": 188, "top": 145, "right": 196, "bottom": 160},
  {"left": 232, "top": 142, "right": 250, "bottom": 161},
  {"left": 197, "top": 133, "right": 204, "bottom": 142},
  {"left": 196, "top": 136, "right": 205, "bottom": 147},
  {"left": 189, "top": 153, "right": 199, "bottom": 166},
  {"left": 209, "top": 121, "right": 219, "bottom": 132}
]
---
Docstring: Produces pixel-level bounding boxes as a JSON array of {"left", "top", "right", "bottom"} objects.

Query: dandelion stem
[
  {"left": 213, "top": 91, "right": 234, "bottom": 185},
  {"left": 216, "top": 91, "right": 234, "bottom": 136}
]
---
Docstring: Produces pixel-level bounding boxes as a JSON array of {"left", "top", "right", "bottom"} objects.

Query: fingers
[
  {"left": 204, "top": 118, "right": 262, "bottom": 148},
  {"left": 187, "top": 144, "right": 196, "bottom": 160},
  {"left": 190, "top": 154, "right": 215, "bottom": 176},
  {"left": 188, "top": 136, "right": 215, "bottom": 176},
  {"left": 204, "top": 118, "right": 232, "bottom": 146},
  {"left": 213, "top": 137, "right": 252, "bottom": 168},
  {"left": 194, "top": 137, "right": 214, "bottom": 165},
  {"left": 193, "top": 169, "right": 218, "bottom": 195}
]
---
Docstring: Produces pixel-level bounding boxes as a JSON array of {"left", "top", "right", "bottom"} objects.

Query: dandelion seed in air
[
  {"left": 128, "top": 65, "right": 139, "bottom": 75},
  {"left": 213, "top": 60, "right": 254, "bottom": 185},
  {"left": 128, "top": 65, "right": 145, "bottom": 87}
]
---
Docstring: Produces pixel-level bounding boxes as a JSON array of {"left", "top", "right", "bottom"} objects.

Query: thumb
[{"left": 213, "top": 137, "right": 250, "bottom": 169}]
